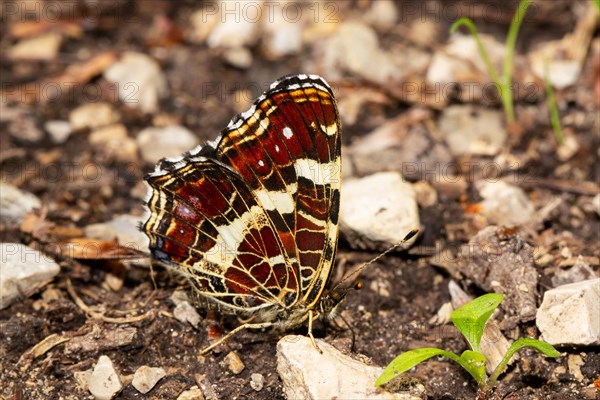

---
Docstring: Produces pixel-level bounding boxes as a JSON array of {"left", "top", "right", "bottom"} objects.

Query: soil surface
[{"left": 1, "top": 1, "right": 599, "bottom": 400}]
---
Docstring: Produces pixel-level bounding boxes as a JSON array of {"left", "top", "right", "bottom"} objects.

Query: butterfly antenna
[{"left": 334, "top": 229, "right": 419, "bottom": 291}]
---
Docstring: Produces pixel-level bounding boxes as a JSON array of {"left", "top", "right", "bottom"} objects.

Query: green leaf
[
  {"left": 544, "top": 61, "right": 564, "bottom": 145},
  {"left": 375, "top": 348, "right": 460, "bottom": 387},
  {"left": 457, "top": 350, "right": 487, "bottom": 384},
  {"left": 449, "top": 17, "right": 501, "bottom": 87},
  {"left": 488, "top": 338, "right": 561, "bottom": 386},
  {"left": 501, "top": 0, "right": 531, "bottom": 122},
  {"left": 451, "top": 293, "right": 504, "bottom": 353}
]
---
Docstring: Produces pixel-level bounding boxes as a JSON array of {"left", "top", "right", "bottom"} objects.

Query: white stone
[
  {"left": 593, "top": 194, "right": 600, "bottom": 217},
  {"left": 177, "top": 386, "right": 204, "bottom": 400},
  {"left": 264, "top": 22, "right": 302, "bottom": 57},
  {"left": 439, "top": 105, "right": 506, "bottom": 156},
  {"left": 345, "top": 112, "right": 453, "bottom": 178},
  {"left": 340, "top": 172, "right": 419, "bottom": 249},
  {"left": 223, "top": 47, "right": 253, "bottom": 69},
  {"left": 0, "top": 183, "right": 41, "bottom": 225},
  {"left": 250, "top": 373, "right": 264, "bottom": 391},
  {"left": 170, "top": 290, "right": 201, "bottom": 329},
  {"left": 324, "top": 21, "right": 401, "bottom": 85},
  {"left": 207, "top": 8, "right": 258, "bottom": 48},
  {"left": 536, "top": 278, "right": 600, "bottom": 346},
  {"left": 104, "top": 52, "right": 169, "bottom": 113},
  {"left": 69, "top": 102, "right": 120, "bottom": 131},
  {"left": 88, "top": 355, "right": 122, "bottom": 400},
  {"left": 0, "top": 243, "right": 60, "bottom": 309},
  {"left": 366, "top": 0, "right": 397, "bottom": 31},
  {"left": 445, "top": 34, "right": 505, "bottom": 77},
  {"left": 8, "top": 32, "right": 62, "bottom": 60},
  {"left": 427, "top": 33, "right": 504, "bottom": 92},
  {"left": 74, "top": 369, "right": 93, "bottom": 391},
  {"left": 542, "top": 60, "right": 581, "bottom": 89},
  {"left": 262, "top": 3, "right": 303, "bottom": 58},
  {"left": 188, "top": 7, "right": 220, "bottom": 44},
  {"left": 85, "top": 214, "right": 149, "bottom": 253},
  {"left": 132, "top": 366, "right": 166, "bottom": 394},
  {"left": 89, "top": 124, "right": 138, "bottom": 161},
  {"left": 529, "top": 41, "right": 583, "bottom": 90},
  {"left": 476, "top": 180, "right": 535, "bottom": 226},
  {"left": 412, "top": 181, "right": 438, "bottom": 208},
  {"left": 551, "top": 255, "right": 596, "bottom": 287},
  {"left": 277, "top": 335, "right": 421, "bottom": 400},
  {"left": 556, "top": 135, "right": 580, "bottom": 162},
  {"left": 426, "top": 52, "right": 463, "bottom": 85},
  {"left": 137, "top": 125, "right": 200, "bottom": 164},
  {"left": 44, "top": 120, "right": 72, "bottom": 144}
]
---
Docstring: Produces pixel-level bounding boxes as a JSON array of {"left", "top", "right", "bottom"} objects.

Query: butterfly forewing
[{"left": 143, "top": 74, "right": 341, "bottom": 325}]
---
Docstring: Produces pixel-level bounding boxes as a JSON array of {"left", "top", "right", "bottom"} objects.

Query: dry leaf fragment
[{"left": 58, "top": 238, "right": 145, "bottom": 260}]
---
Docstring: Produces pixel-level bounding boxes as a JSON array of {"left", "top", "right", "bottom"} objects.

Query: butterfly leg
[
  {"left": 200, "top": 321, "right": 273, "bottom": 355},
  {"left": 307, "top": 310, "right": 323, "bottom": 354}
]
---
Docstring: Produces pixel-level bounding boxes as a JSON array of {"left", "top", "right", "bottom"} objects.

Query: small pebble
[
  {"left": 557, "top": 134, "right": 580, "bottom": 161},
  {"left": 137, "top": 125, "right": 200, "bottom": 164},
  {"left": 207, "top": 14, "right": 257, "bottom": 48},
  {"left": 0, "top": 183, "right": 41, "bottom": 225},
  {"left": 132, "top": 365, "right": 166, "bottom": 394},
  {"left": 85, "top": 214, "right": 149, "bottom": 252},
  {"left": 476, "top": 180, "right": 535, "bottom": 226},
  {"left": 592, "top": 193, "right": 600, "bottom": 217},
  {"left": 69, "top": 102, "right": 120, "bottom": 131},
  {"left": 171, "top": 290, "right": 201, "bottom": 329},
  {"left": 223, "top": 47, "right": 252, "bottom": 69},
  {"left": 537, "top": 278, "right": 600, "bottom": 346},
  {"left": 412, "top": 181, "right": 438, "bottom": 207},
  {"left": 104, "top": 52, "right": 169, "bottom": 113},
  {"left": 324, "top": 21, "right": 400, "bottom": 85},
  {"left": 340, "top": 172, "right": 419, "bottom": 251},
  {"left": 439, "top": 105, "right": 506, "bottom": 156},
  {"left": 224, "top": 351, "right": 245, "bottom": 375},
  {"left": 250, "top": 373, "right": 264, "bottom": 391},
  {"left": 44, "top": 120, "right": 72, "bottom": 143},
  {"left": 177, "top": 386, "right": 204, "bottom": 400},
  {"left": 88, "top": 355, "right": 122, "bottom": 400},
  {"left": 89, "top": 124, "right": 137, "bottom": 161},
  {"left": 8, "top": 32, "right": 62, "bottom": 60},
  {"left": 0, "top": 243, "right": 60, "bottom": 309}
]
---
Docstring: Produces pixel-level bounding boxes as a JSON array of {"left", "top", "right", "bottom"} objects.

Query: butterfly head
[{"left": 318, "top": 281, "right": 362, "bottom": 319}]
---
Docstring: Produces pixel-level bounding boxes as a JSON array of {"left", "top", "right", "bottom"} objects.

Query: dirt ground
[{"left": 1, "top": 1, "right": 599, "bottom": 399}]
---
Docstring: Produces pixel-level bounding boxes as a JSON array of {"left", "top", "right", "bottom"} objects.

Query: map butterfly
[{"left": 143, "top": 74, "right": 345, "bottom": 353}]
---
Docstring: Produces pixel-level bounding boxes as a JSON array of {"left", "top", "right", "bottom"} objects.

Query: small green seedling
[
  {"left": 375, "top": 294, "right": 560, "bottom": 399},
  {"left": 450, "top": 0, "right": 532, "bottom": 123},
  {"left": 544, "top": 61, "right": 564, "bottom": 145}
]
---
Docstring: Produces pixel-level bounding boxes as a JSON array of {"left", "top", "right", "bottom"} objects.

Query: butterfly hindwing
[{"left": 144, "top": 158, "right": 297, "bottom": 313}]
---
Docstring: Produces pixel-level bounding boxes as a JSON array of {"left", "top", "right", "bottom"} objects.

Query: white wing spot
[
  {"left": 321, "top": 123, "right": 337, "bottom": 136},
  {"left": 274, "top": 145, "right": 280, "bottom": 153},
  {"left": 254, "top": 186, "right": 296, "bottom": 214},
  {"left": 258, "top": 159, "right": 265, "bottom": 167},
  {"left": 283, "top": 127, "right": 293, "bottom": 139}
]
